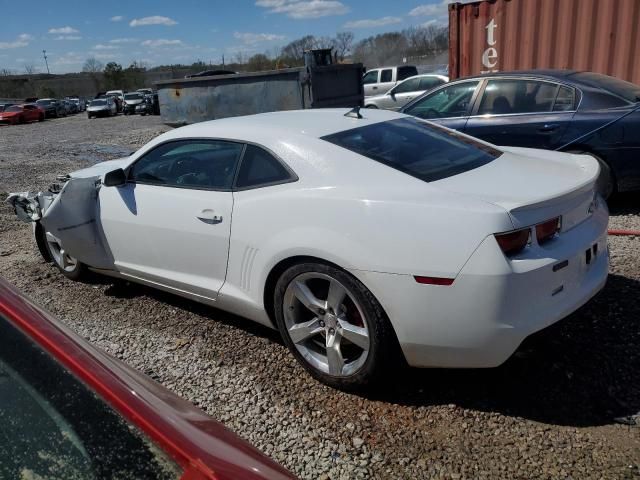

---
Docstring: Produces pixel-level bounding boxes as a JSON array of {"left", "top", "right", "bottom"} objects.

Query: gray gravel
[{"left": 1, "top": 114, "right": 639, "bottom": 479}]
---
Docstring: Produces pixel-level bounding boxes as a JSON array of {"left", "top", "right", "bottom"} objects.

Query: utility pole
[
  {"left": 42, "top": 50, "right": 50, "bottom": 74},
  {"left": 222, "top": 54, "right": 225, "bottom": 67}
]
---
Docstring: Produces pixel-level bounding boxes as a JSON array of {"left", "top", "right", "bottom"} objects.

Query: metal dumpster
[{"left": 155, "top": 53, "right": 364, "bottom": 126}]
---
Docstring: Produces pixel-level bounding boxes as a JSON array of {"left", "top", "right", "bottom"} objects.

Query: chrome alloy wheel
[
  {"left": 45, "top": 232, "right": 78, "bottom": 273},
  {"left": 283, "top": 272, "right": 370, "bottom": 377}
]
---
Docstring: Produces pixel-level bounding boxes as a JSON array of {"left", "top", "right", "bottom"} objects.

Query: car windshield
[
  {"left": 36, "top": 100, "right": 52, "bottom": 105},
  {"left": 90, "top": 100, "right": 107, "bottom": 106},
  {"left": 125, "top": 93, "right": 143, "bottom": 100},
  {"left": 0, "top": 314, "right": 181, "bottom": 479},
  {"left": 5, "top": 106, "right": 22, "bottom": 112},
  {"left": 322, "top": 118, "right": 501, "bottom": 183},
  {"left": 573, "top": 72, "right": 640, "bottom": 103}
]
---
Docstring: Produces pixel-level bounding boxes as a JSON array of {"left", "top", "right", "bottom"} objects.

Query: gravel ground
[{"left": 1, "top": 114, "right": 639, "bottom": 479}]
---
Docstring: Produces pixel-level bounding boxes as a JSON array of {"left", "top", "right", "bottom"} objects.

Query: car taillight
[
  {"left": 495, "top": 228, "right": 530, "bottom": 256},
  {"left": 536, "top": 217, "right": 561, "bottom": 244}
]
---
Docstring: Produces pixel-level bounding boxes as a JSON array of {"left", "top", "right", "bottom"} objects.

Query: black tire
[
  {"left": 38, "top": 227, "right": 87, "bottom": 281},
  {"left": 39, "top": 114, "right": 45, "bottom": 122},
  {"left": 273, "top": 261, "right": 401, "bottom": 391},
  {"left": 365, "top": 104, "right": 378, "bottom": 109},
  {"left": 567, "top": 150, "right": 615, "bottom": 199}
]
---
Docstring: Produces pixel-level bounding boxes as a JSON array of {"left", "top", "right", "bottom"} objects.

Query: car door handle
[
  {"left": 196, "top": 209, "right": 222, "bottom": 224},
  {"left": 538, "top": 123, "right": 560, "bottom": 132},
  {"left": 372, "top": 86, "right": 378, "bottom": 90}
]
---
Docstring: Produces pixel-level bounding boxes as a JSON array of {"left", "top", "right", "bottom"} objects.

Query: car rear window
[
  {"left": 322, "top": 118, "right": 501, "bottom": 183},
  {"left": 573, "top": 72, "right": 640, "bottom": 103},
  {"left": 0, "top": 314, "right": 182, "bottom": 480}
]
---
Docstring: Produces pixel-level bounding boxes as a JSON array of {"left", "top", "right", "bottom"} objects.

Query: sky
[{"left": 0, "top": 0, "right": 450, "bottom": 74}]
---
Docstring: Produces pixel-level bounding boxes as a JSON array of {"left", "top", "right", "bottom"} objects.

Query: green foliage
[
  {"left": 103, "top": 62, "right": 124, "bottom": 89},
  {"left": 37, "top": 85, "right": 57, "bottom": 98}
]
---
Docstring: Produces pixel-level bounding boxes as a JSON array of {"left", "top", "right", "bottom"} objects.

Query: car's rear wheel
[
  {"left": 39, "top": 113, "right": 44, "bottom": 122},
  {"left": 274, "top": 262, "right": 399, "bottom": 390},
  {"left": 41, "top": 229, "right": 86, "bottom": 280},
  {"left": 365, "top": 104, "right": 378, "bottom": 109}
]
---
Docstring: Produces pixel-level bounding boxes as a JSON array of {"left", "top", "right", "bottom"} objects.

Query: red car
[
  {"left": 0, "top": 104, "right": 45, "bottom": 125},
  {"left": 0, "top": 277, "right": 295, "bottom": 480}
]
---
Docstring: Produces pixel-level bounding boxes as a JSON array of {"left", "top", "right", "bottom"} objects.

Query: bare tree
[
  {"left": 24, "top": 64, "right": 37, "bottom": 75},
  {"left": 334, "top": 32, "right": 354, "bottom": 61},
  {"left": 0, "top": 68, "right": 13, "bottom": 76},
  {"left": 82, "top": 57, "right": 104, "bottom": 73}
]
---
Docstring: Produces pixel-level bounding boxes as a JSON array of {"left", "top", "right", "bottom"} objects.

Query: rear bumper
[{"left": 351, "top": 205, "right": 609, "bottom": 368}]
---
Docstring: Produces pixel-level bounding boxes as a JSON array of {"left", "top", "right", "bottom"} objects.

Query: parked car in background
[
  {"left": 365, "top": 74, "right": 449, "bottom": 110},
  {"left": 0, "top": 102, "right": 15, "bottom": 112},
  {"left": 136, "top": 88, "right": 154, "bottom": 96},
  {"left": 23, "top": 103, "right": 46, "bottom": 121},
  {"left": 67, "top": 96, "right": 85, "bottom": 112},
  {"left": 363, "top": 65, "right": 418, "bottom": 97},
  {"left": 0, "top": 277, "right": 295, "bottom": 480},
  {"left": 123, "top": 92, "right": 145, "bottom": 115},
  {"left": 401, "top": 70, "right": 640, "bottom": 197},
  {"left": 0, "top": 104, "right": 44, "bottom": 125},
  {"left": 87, "top": 97, "right": 117, "bottom": 118},
  {"left": 106, "top": 90, "right": 124, "bottom": 112},
  {"left": 65, "top": 99, "right": 79, "bottom": 114},
  {"left": 8, "top": 109, "right": 608, "bottom": 390},
  {"left": 135, "top": 96, "right": 154, "bottom": 115},
  {"left": 36, "top": 98, "right": 65, "bottom": 118}
]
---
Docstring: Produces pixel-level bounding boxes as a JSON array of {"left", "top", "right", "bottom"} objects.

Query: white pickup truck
[{"left": 362, "top": 65, "right": 418, "bottom": 97}]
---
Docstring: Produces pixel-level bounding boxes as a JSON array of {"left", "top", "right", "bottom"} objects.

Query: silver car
[
  {"left": 87, "top": 97, "right": 117, "bottom": 118},
  {"left": 364, "top": 74, "right": 449, "bottom": 111}
]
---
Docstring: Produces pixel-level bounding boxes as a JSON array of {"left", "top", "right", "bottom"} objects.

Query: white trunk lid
[{"left": 432, "top": 147, "right": 600, "bottom": 229}]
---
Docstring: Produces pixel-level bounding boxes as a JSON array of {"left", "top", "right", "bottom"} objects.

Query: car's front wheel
[
  {"left": 274, "top": 262, "right": 399, "bottom": 390},
  {"left": 41, "top": 229, "right": 86, "bottom": 280}
]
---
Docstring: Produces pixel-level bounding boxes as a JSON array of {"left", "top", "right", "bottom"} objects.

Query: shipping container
[{"left": 449, "top": 0, "right": 640, "bottom": 84}]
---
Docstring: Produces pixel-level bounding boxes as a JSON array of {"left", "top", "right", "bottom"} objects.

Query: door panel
[
  {"left": 100, "top": 184, "right": 233, "bottom": 299},
  {"left": 99, "top": 138, "right": 244, "bottom": 299},
  {"left": 464, "top": 112, "right": 573, "bottom": 148}
]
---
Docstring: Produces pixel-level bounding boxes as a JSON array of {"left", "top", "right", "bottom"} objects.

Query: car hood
[
  {"left": 88, "top": 105, "right": 108, "bottom": 110},
  {"left": 71, "top": 157, "right": 131, "bottom": 178},
  {"left": 432, "top": 147, "right": 600, "bottom": 228},
  {"left": 126, "top": 99, "right": 143, "bottom": 105},
  {"left": 0, "top": 111, "right": 20, "bottom": 116}
]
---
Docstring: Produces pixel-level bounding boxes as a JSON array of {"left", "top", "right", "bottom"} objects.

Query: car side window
[
  {"left": 418, "top": 77, "right": 445, "bottom": 91},
  {"left": 129, "top": 140, "right": 243, "bottom": 190},
  {"left": 553, "top": 86, "right": 576, "bottom": 111},
  {"left": 380, "top": 69, "right": 393, "bottom": 83},
  {"left": 404, "top": 81, "right": 480, "bottom": 119},
  {"left": 478, "top": 79, "right": 559, "bottom": 115},
  {"left": 363, "top": 71, "right": 378, "bottom": 85},
  {"left": 393, "top": 77, "right": 420, "bottom": 94},
  {"left": 235, "top": 145, "right": 292, "bottom": 189}
]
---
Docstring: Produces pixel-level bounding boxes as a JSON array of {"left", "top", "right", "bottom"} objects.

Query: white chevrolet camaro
[{"left": 8, "top": 109, "right": 609, "bottom": 389}]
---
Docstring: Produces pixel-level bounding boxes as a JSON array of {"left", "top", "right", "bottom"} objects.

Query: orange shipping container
[{"left": 449, "top": 0, "right": 640, "bottom": 84}]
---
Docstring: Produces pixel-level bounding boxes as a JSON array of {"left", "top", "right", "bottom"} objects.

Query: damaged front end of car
[{"left": 6, "top": 175, "right": 114, "bottom": 271}]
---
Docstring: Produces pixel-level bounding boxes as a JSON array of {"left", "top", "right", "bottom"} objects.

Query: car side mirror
[{"left": 103, "top": 168, "right": 127, "bottom": 187}]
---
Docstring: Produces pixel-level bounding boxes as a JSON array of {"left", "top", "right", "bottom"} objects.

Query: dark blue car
[{"left": 401, "top": 70, "right": 640, "bottom": 197}]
